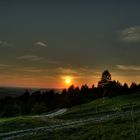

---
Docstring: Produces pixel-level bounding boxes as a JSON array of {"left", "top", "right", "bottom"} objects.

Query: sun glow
[{"left": 65, "top": 77, "right": 72, "bottom": 86}]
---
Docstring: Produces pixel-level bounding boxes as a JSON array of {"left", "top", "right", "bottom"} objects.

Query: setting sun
[{"left": 65, "top": 77, "right": 72, "bottom": 85}]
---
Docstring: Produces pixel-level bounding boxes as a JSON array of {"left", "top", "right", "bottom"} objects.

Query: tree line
[{"left": 0, "top": 70, "right": 140, "bottom": 117}]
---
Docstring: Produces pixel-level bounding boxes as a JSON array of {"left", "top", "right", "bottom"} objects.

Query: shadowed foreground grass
[
  {"left": 20, "top": 112, "right": 140, "bottom": 140},
  {"left": 0, "top": 116, "right": 62, "bottom": 133}
]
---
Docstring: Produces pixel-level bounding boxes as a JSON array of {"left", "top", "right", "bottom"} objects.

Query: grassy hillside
[
  {"left": 19, "top": 93, "right": 140, "bottom": 140},
  {"left": 21, "top": 114, "right": 140, "bottom": 140},
  {"left": 59, "top": 93, "right": 140, "bottom": 119},
  {"left": 0, "top": 116, "right": 63, "bottom": 133},
  {"left": 1, "top": 93, "right": 140, "bottom": 140}
]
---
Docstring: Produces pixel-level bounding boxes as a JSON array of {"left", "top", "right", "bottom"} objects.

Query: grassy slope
[
  {"left": 0, "top": 116, "right": 63, "bottom": 133},
  {"left": 24, "top": 93, "right": 140, "bottom": 140},
  {"left": 59, "top": 93, "right": 140, "bottom": 119},
  {"left": 21, "top": 112, "right": 140, "bottom": 140},
  {"left": 1, "top": 93, "right": 140, "bottom": 140}
]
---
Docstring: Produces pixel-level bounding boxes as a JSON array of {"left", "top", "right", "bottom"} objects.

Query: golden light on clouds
[{"left": 1, "top": 64, "right": 140, "bottom": 88}]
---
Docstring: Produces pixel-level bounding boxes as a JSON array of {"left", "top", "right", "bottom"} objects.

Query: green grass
[
  {"left": 20, "top": 112, "right": 140, "bottom": 140},
  {"left": 1, "top": 93, "right": 140, "bottom": 140},
  {"left": 59, "top": 93, "right": 140, "bottom": 119},
  {"left": 0, "top": 116, "right": 63, "bottom": 133}
]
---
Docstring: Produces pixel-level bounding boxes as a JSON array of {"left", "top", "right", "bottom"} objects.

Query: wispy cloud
[
  {"left": 57, "top": 67, "right": 100, "bottom": 78},
  {"left": 58, "top": 67, "right": 78, "bottom": 75},
  {"left": 121, "top": 26, "right": 140, "bottom": 42},
  {"left": 116, "top": 65, "right": 140, "bottom": 71},
  {"left": 36, "top": 41, "right": 47, "bottom": 48},
  {"left": 0, "top": 64, "right": 10, "bottom": 67},
  {"left": 19, "top": 67, "right": 42, "bottom": 73},
  {"left": 0, "top": 64, "right": 10, "bottom": 69},
  {"left": 17, "top": 54, "right": 60, "bottom": 65},
  {"left": 17, "top": 55, "right": 43, "bottom": 61},
  {"left": 0, "top": 40, "right": 12, "bottom": 48}
]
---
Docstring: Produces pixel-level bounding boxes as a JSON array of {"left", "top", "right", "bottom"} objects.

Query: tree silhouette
[{"left": 98, "top": 70, "right": 112, "bottom": 88}]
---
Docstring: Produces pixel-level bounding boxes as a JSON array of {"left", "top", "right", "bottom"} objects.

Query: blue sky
[{"left": 0, "top": 1, "right": 140, "bottom": 88}]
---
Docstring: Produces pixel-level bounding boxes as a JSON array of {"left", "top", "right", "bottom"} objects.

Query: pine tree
[{"left": 98, "top": 70, "right": 112, "bottom": 88}]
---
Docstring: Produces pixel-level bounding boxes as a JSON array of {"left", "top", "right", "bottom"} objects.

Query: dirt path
[
  {"left": 32, "top": 108, "right": 67, "bottom": 118},
  {"left": 0, "top": 109, "right": 140, "bottom": 140}
]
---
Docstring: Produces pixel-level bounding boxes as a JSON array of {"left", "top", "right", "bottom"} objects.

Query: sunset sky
[{"left": 0, "top": 0, "right": 140, "bottom": 88}]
